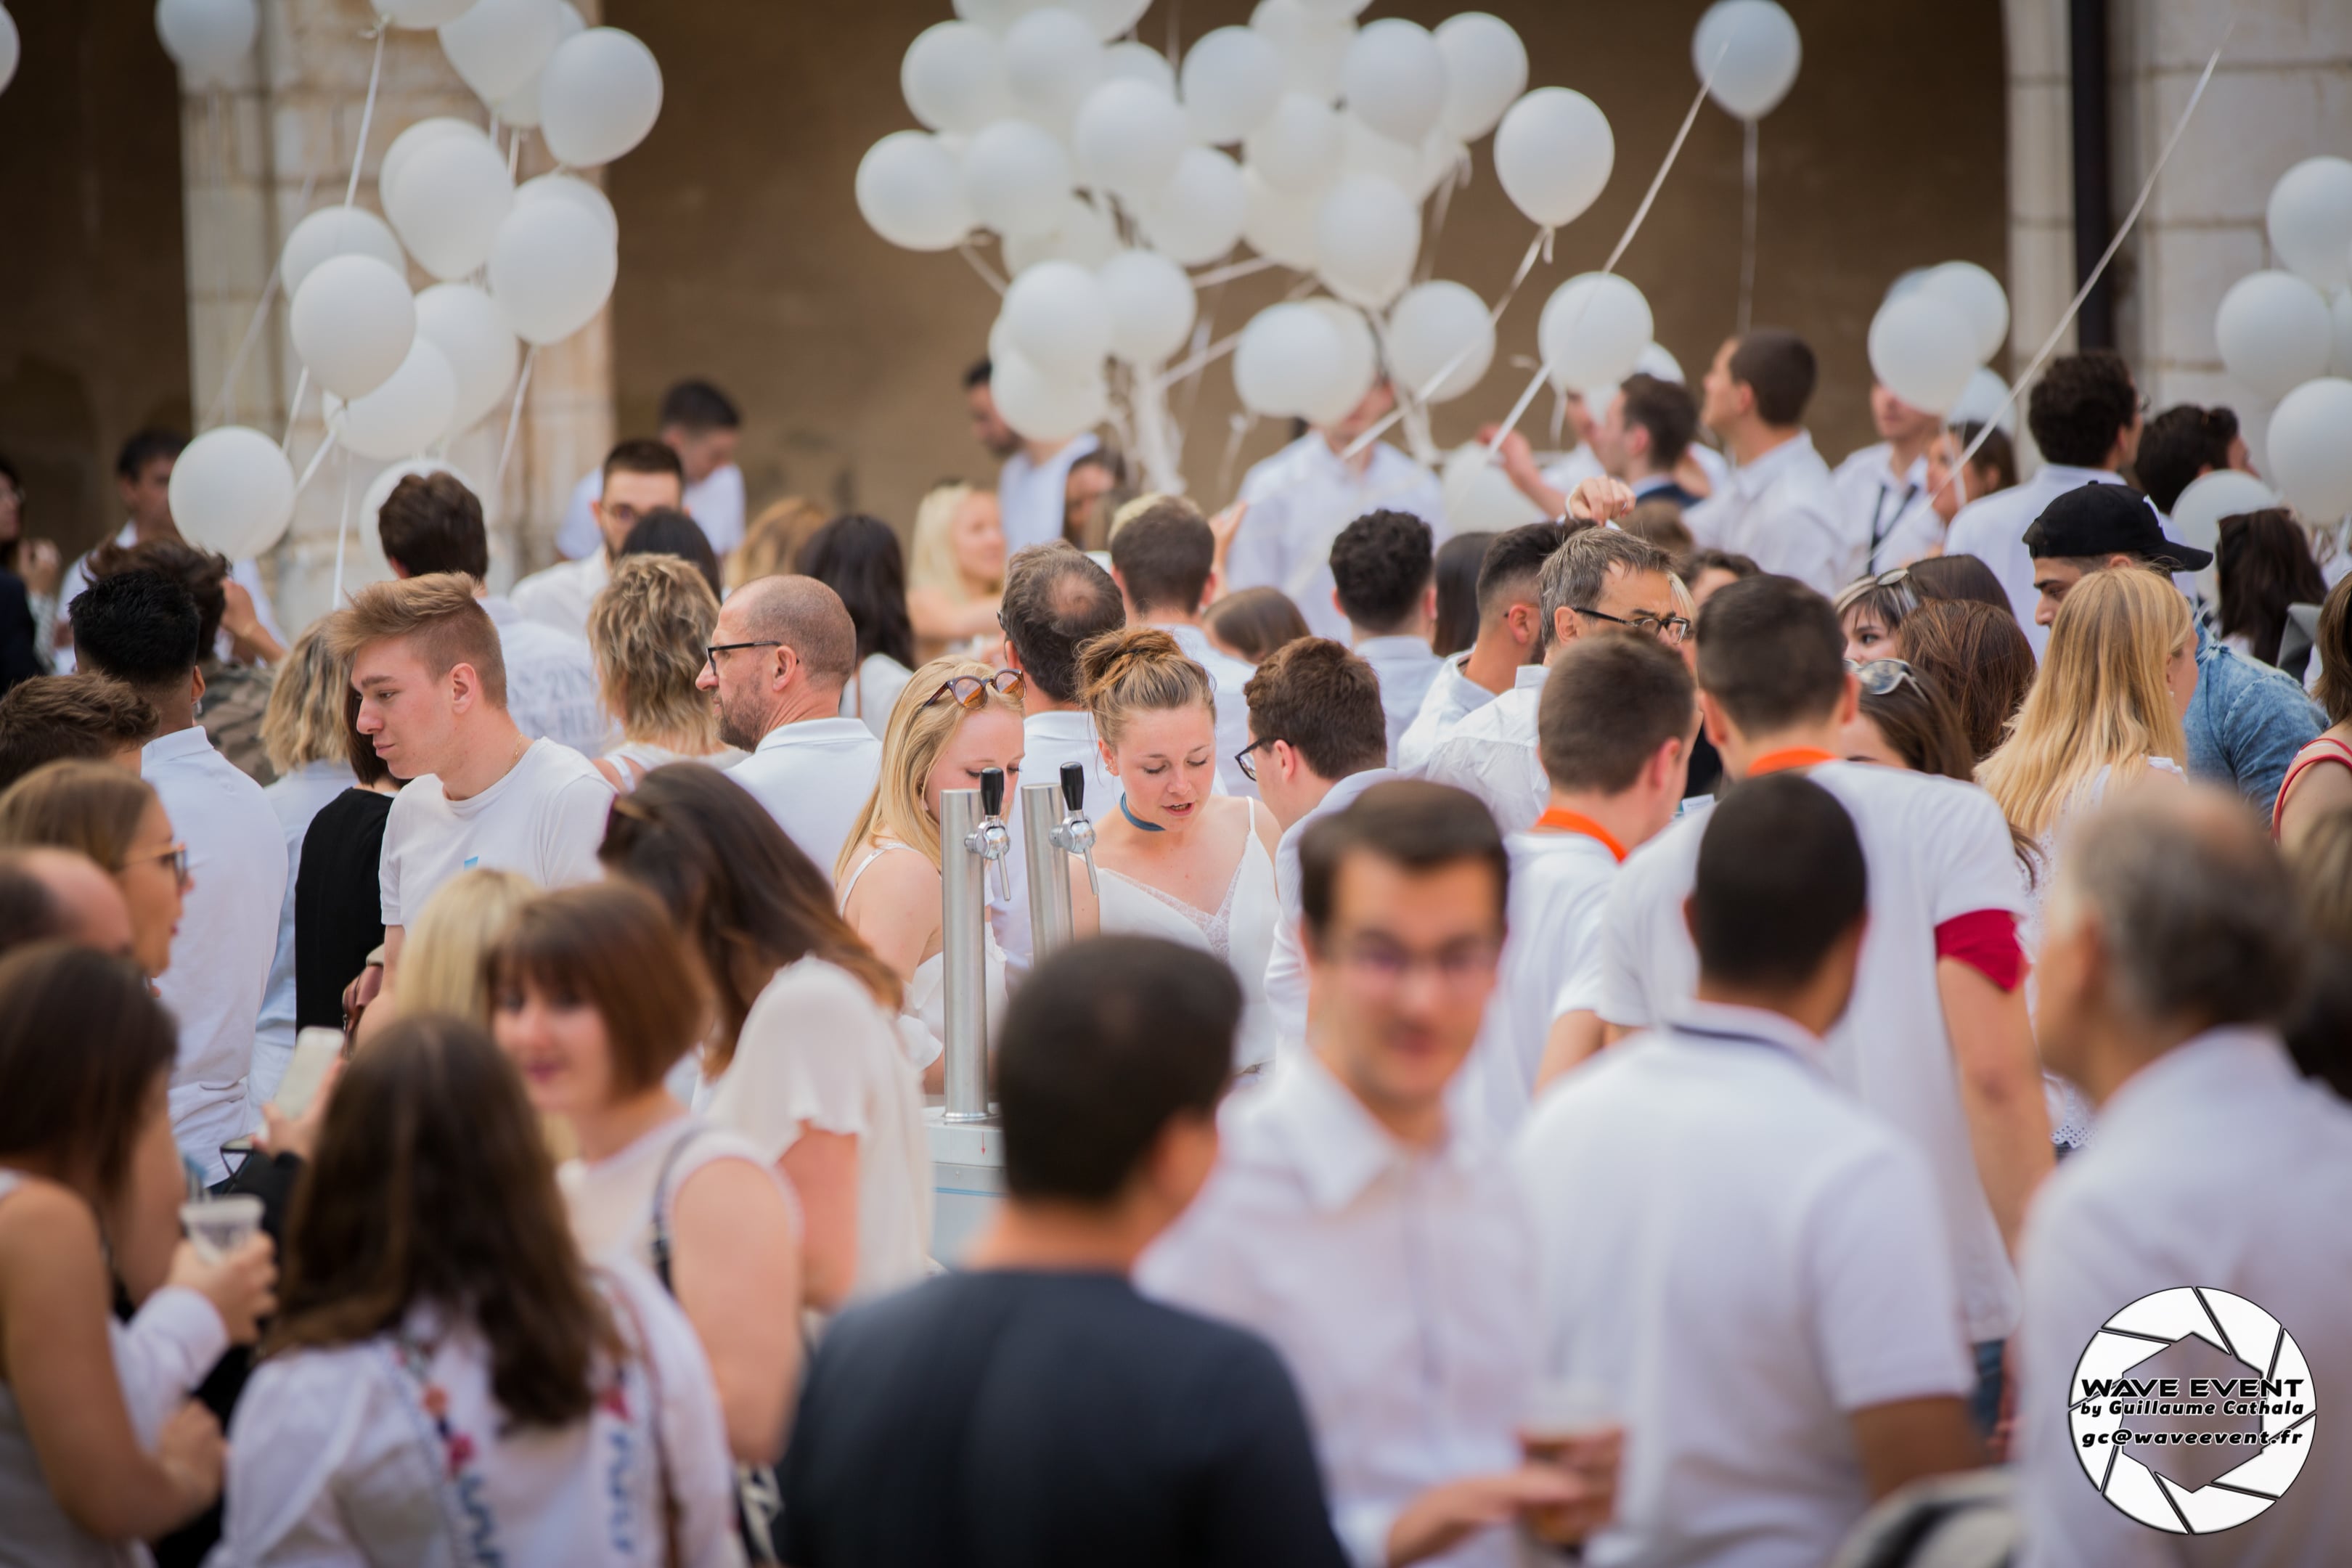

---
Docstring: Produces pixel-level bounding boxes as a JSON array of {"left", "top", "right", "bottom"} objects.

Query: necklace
[{"left": 1119, "top": 796, "right": 1166, "bottom": 833}]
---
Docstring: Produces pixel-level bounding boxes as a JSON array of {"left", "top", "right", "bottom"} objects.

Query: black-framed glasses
[
  {"left": 1850, "top": 658, "right": 1920, "bottom": 697},
  {"left": 124, "top": 841, "right": 191, "bottom": 887},
  {"left": 706, "top": 640, "right": 783, "bottom": 679},
  {"left": 1233, "top": 735, "right": 1281, "bottom": 783},
  {"left": 1575, "top": 605, "right": 1692, "bottom": 645},
  {"left": 920, "top": 670, "right": 1024, "bottom": 710}
]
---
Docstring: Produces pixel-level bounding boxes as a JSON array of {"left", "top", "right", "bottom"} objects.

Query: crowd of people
[{"left": 0, "top": 324, "right": 2348, "bottom": 1568}]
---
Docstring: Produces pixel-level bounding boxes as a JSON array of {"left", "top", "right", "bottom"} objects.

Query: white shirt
[
  {"left": 1683, "top": 431, "right": 1857, "bottom": 595},
  {"left": 1944, "top": 462, "right": 2125, "bottom": 659},
  {"left": 724, "top": 715, "right": 883, "bottom": 887},
  {"left": 558, "top": 1113, "right": 787, "bottom": 1279},
  {"left": 997, "top": 432, "right": 1100, "bottom": 556},
  {"left": 1539, "top": 444, "right": 1604, "bottom": 499},
  {"left": 144, "top": 726, "right": 287, "bottom": 1180},
  {"left": 2017, "top": 1028, "right": 2352, "bottom": 1568},
  {"left": 509, "top": 547, "right": 611, "bottom": 640},
  {"left": 695, "top": 958, "right": 933, "bottom": 1304},
  {"left": 1515, "top": 1001, "right": 1974, "bottom": 1568},
  {"left": 1597, "top": 759, "right": 2029, "bottom": 1343},
  {"left": 1834, "top": 441, "right": 1943, "bottom": 574},
  {"left": 217, "top": 1263, "right": 740, "bottom": 1568},
  {"left": 58, "top": 521, "right": 284, "bottom": 671},
  {"left": 1265, "top": 767, "right": 1398, "bottom": 1058},
  {"left": 557, "top": 462, "right": 747, "bottom": 560},
  {"left": 482, "top": 593, "right": 608, "bottom": 756},
  {"left": 1397, "top": 653, "right": 1500, "bottom": 775},
  {"left": 1420, "top": 664, "right": 1548, "bottom": 835},
  {"left": 1229, "top": 435, "right": 1445, "bottom": 643},
  {"left": 1356, "top": 634, "right": 1441, "bottom": 767},
  {"left": 1140, "top": 1053, "right": 1538, "bottom": 1568},
  {"left": 378, "top": 737, "right": 614, "bottom": 928},
  {"left": 837, "top": 651, "right": 915, "bottom": 738},
  {"left": 1163, "top": 621, "right": 1259, "bottom": 798},
  {"left": 253, "top": 759, "right": 356, "bottom": 1114}
]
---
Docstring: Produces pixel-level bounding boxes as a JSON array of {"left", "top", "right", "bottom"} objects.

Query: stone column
[{"left": 2003, "top": 0, "right": 2079, "bottom": 434}]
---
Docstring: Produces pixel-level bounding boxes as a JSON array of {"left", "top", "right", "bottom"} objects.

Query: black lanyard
[{"left": 1869, "top": 480, "right": 1919, "bottom": 555}]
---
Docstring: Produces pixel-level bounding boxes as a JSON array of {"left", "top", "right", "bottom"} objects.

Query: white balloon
[
  {"left": 1097, "top": 250, "right": 1197, "bottom": 365},
  {"left": 1387, "top": 279, "right": 1494, "bottom": 403},
  {"left": 1314, "top": 173, "right": 1418, "bottom": 307},
  {"left": 493, "top": 1, "right": 585, "bottom": 128},
  {"left": 952, "top": 0, "right": 1050, "bottom": 27},
  {"left": 1003, "top": 259, "right": 1111, "bottom": 377},
  {"left": 1066, "top": 0, "right": 1149, "bottom": 42},
  {"left": 155, "top": 0, "right": 256, "bottom": 88},
  {"left": 385, "top": 133, "right": 515, "bottom": 282},
  {"left": 1140, "top": 146, "right": 1248, "bottom": 266},
  {"left": 1442, "top": 444, "right": 1545, "bottom": 534},
  {"left": 856, "top": 131, "right": 973, "bottom": 252},
  {"left": 280, "top": 207, "right": 406, "bottom": 299},
  {"left": 168, "top": 426, "right": 295, "bottom": 561},
  {"left": 0, "top": 7, "right": 20, "bottom": 97},
  {"left": 963, "top": 119, "right": 1074, "bottom": 237},
  {"left": 903, "top": 21, "right": 1013, "bottom": 134},
  {"left": 539, "top": 27, "right": 663, "bottom": 169},
  {"left": 2332, "top": 290, "right": 2352, "bottom": 378},
  {"left": 1948, "top": 367, "right": 2018, "bottom": 435},
  {"left": 1918, "top": 261, "right": 2009, "bottom": 365},
  {"left": 378, "top": 118, "right": 491, "bottom": 208},
  {"left": 1303, "top": 299, "right": 1379, "bottom": 425},
  {"left": 2267, "top": 158, "right": 2352, "bottom": 295},
  {"left": 1233, "top": 302, "right": 1343, "bottom": 418},
  {"left": 991, "top": 350, "right": 1106, "bottom": 443},
  {"left": 1340, "top": 18, "right": 1445, "bottom": 148},
  {"left": 487, "top": 198, "right": 618, "bottom": 345},
  {"left": 1867, "top": 293, "right": 1977, "bottom": 415},
  {"left": 373, "top": 0, "right": 471, "bottom": 28},
  {"left": 1539, "top": 273, "right": 1653, "bottom": 394},
  {"left": 1101, "top": 41, "right": 1175, "bottom": 97},
  {"left": 1241, "top": 167, "right": 1321, "bottom": 269},
  {"left": 1433, "top": 14, "right": 1525, "bottom": 141},
  {"left": 413, "top": 282, "right": 519, "bottom": 433},
  {"left": 1692, "top": 0, "right": 1800, "bottom": 121},
  {"left": 1074, "top": 78, "right": 1189, "bottom": 201},
  {"left": 1251, "top": 0, "right": 1351, "bottom": 102},
  {"left": 2268, "top": 377, "right": 2352, "bottom": 520},
  {"left": 1244, "top": 93, "right": 1341, "bottom": 192},
  {"left": 1494, "top": 88, "right": 1614, "bottom": 229},
  {"left": 1003, "top": 195, "right": 1119, "bottom": 273},
  {"left": 2216, "top": 271, "right": 2335, "bottom": 401},
  {"left": 2169, "top": 468, "right": 2277, "bottom": 600},
  {"left": 1181, "top": 26, "right": 1283, "bottom": 144},
  {"left": 291, "top": 253, "right": 416, "bottom": 400},
  {"left": 1001, "top": 8, "right": 1103, "bottom": 131},
  {"left": 438, "top": 0, "right": 560, "bottom": 104},
  {"left": 513, "top": 171, "right": 616, "bottom": 249},
  {"left": 1635, "top": 342, "right": 1685, "bottom": 385},
  {"left": 323, "top": 339, "right": 456, "bottom": 461}
]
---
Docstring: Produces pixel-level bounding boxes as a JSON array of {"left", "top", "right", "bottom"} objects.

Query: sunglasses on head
[
  {"left": 1849, "top": 658, "right": 1920, "bottom": 697},
  {"left": 921, "top": 670, "right": 1025, "bottom": 710}
]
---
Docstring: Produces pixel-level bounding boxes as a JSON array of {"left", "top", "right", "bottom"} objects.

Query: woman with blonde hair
[
  {"left": 906, "top": 483, "right": 1005, "bottom": 662},
  {"left": 0, "top": 759, "right": 186, "bottom": 980},
  {"left": 588, "top": 555, "right": 743, "bottom": 790},
  {"left": 837, "top": 656, "right": 1020, "bottom": 1084},
  {"left": 1069, "top": 627, "right": 1282, "bottom": 1069},
  {"left": 255, "top": 626, "right": 357, "bottom": 1105},
  {"left": 728, "top": 496, "right": 828, "bottom": 592},
  {"left": 356, "top": 866, "right": 536, "bottom": 1044}
]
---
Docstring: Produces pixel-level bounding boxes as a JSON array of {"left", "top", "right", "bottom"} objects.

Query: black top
[
  {"left": 294, "top": 787, "right": 393, "bottom": 1030},
  {"left": 782, "top": 1270, "right": 1347, "bottom": 1568},
  {"left": 0, "top": 571, "right": 41, "bottom": 695}
]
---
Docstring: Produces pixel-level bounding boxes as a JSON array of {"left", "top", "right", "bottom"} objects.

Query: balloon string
[
  {"left": 280, "top": 367, "right": 311, "bottom": 454},
  {"left": 957, "top": 241, "right": 1008, "bottom": 296},
  {"left": 1191, "top": 253, "right": 1283, "bottom": 288},
  {"left": 344, "top": 27, "right": 385, "bottom": 210},
  {"left": 332, "top": 444, "right": 354, "bottom": 605},
  {"left": 1160, "top": 326, "right": 1244, "bottom": 387},
  {"left": 1738, "top": 118, "right": 1758, "bottom": 336},
  {"left": 493, "top": 345, "right": 539, "bottom": 515},
  {"left": 294, "top": 428, "right": 339, "bottom": 496},
  {"left": 203, "top": 168, "right": 321, "bottom": 432}
]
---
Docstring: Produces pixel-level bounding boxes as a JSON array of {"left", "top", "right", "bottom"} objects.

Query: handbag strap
[
  {"left": 603, "top": 1272, "right": 685, "bottom": 1568},
  {"left": 647, "top": 1121, "right": 716, "bottom": 1294}
]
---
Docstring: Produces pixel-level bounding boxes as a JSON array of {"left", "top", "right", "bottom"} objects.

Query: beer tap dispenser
[{"left": 1020, "top": 760, "right": 1098, "bottom": 963}]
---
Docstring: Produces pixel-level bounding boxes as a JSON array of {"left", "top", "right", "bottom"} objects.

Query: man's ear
[
  {"left": 1697, "top": 688, "right": 1734, "bottom": 748},
  {"left": 769, "top": 642, "right": 801, "bottom": 691},
  {"left": 1199, "top": 567, "right": 1222, "bottom": 613},
  {"left": 1552, "top": 603, "right": 1578, "bottom": 648},
  {"left": 446, "top": 660, "right": 480, "bottom": 714}
]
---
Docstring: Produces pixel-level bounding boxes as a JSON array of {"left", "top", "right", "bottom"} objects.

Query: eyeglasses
[
  {"left": 1850, "top": 658, "right": 1921, "bottom": 697},
  {"left": 124, "top": 841, "right": 191, "bottom": 887},
  {"left": 1233, "top": 735, "right": 1281, "bottom": 783},
  {"left": 705, "top": 640, "right": 783, "bottom": 679},
  {"left": 1575, "top": 605, "right": 1692, "bottom": 645},
  {"left": 920, "top": 670, "right": 1024, "bottom": 710},
  {"left": 1328, "top": 935, "right": 1502, "bottom": 992}
]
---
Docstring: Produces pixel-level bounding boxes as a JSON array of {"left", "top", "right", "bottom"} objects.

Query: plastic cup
[
  {"left": 1520, "top": 1379, "right": 1623, "bottom": 1546},
  {"left": 179, "top": 1193, "right": 264, "bottom": 1262}
]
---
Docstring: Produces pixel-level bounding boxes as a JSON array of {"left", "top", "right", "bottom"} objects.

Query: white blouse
[
  {"left": 213, "top": 1264, "right": 741, "bottom": 1567},
  {"left": 558, "top": 1115, "right": 792, "bottom": 1278}
]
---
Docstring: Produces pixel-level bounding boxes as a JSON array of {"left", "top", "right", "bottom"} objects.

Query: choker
[{"left": 1119, "top": 796, "right": 1165, "bottom": 833}]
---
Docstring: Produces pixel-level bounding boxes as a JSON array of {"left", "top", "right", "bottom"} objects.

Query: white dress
[
  {"left": 1095, "top": 799, "right": 1280, "bottom": 1070},
  {"left": 837, "top": 839, "right": 1008, "bottom": 1074}
]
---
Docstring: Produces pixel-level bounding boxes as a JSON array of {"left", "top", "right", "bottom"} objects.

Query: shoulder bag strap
[{"left": 602, "top": 1273, "right": 683, "bottom": 1568}]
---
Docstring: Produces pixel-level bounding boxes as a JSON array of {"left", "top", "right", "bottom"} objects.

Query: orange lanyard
[
  {"left": 1746, "top": 746, "right": 1839, "bottom": 777},
  {"left": 1532, "top": 808, "right": 1628, "bottom": 863}
]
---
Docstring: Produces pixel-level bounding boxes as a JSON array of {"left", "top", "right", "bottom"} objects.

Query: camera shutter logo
[{"left": 2069, "top": 1286, "right": 2316, "bottom": 1532}]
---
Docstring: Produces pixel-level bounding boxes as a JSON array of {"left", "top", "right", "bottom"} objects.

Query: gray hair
[
  {"left": 1538, "top": 527, "right": 1675, "bottom": 649},
  {"left": 2048, "top": 787, "right": 2308, "bottom": 1029}
]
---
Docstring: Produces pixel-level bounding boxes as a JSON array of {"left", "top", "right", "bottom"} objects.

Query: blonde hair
[
  {"left": 1979, "top": 569, "right": 2192, "bottom": 840},
  {"left": 261, "top": 626, "right": 355, "bottom": 775},
  {"left": 909, "top": 483, "right": 999, "bottom": 600},
  {"left": 1077, "top": 626, "right": 1215, "bottom": 751},
  {"left": 589, "top": 555, "right": 722, "bottom": 751},
  {"left": 327, "top": 574, "right": 506, "bottom": 709},
  {"left": 729, "top": 497, "right": 828, "bottom": 591},
  {"left": 836, "top": 655, "right": 1023, "bottom": 880},
  {"left": 0, "top": 759, "right": 158, "bottom": 870},
  {"left": 393, "top": 867, "right": 536, "bottom": 1026}
]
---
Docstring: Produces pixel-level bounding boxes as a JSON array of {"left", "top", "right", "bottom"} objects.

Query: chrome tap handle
[
  {"left": 971, "top": 766, "right": 1013, "bottom": 902},
  {"left": 1050, "top": 763, "right": 1099, "bottom": 896}
]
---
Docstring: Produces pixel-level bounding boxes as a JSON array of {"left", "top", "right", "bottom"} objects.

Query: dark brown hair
[
  {"left": 2316, "top": 573, "right": 2352, "bottom": 726},
  {"left": 1693, "top": 576, "right": 1846, "bottom": 733},
  {"left": 0, "top": 943, "right": 175, "bottom": 1206},
  {"left": 1432, "top": 531, "right": 1493, "bottom": 657},
  {"left": 268, "top": 1014, "right": 619, "bottom": 1427},
  {"left": 1856, "top": 667, "right": 1977, "bottom": 781},
  {"left": 2028, "top": 349, "right": 2137, "bottom": 468},
  {"left": 0, "top": 676, "right": 160, "bottom": 793},
  {"left": 488, "top": 883, "right": 710, "bottom": 1097},
  {"left": 340, "top": 682, "right": 393, "bottom": 789},
  {"left": 377, "top": 472, "right": 489, "bottom": 579},
  {"left": 1202, "top": 585, "right": 1310, "bottom": 663},
  {"left": 1728, "top": 330, "right": 1816, "bottom": 426},
  {"left": 1243, "top": 636, "right": 1387, "bottom": 780},
  {"left": 1906, "top": 553, "right": 2014, "bottom": 614},
  {"left": 1539, "top": 634, "right": 1695, "bottom": 793},
  {"left": 90, "top": 536, "right": 229, "bottom": 656},
  {"left": 1328, "top": 509, "right": 1434, "bottom": 634},
  {"left": 1900, "top": 600, "right": 2037, "bottom": 762},
  {"left": 1108, "top": 500, "right": 1215, "bottom": 617},
  {"left": 1299, "top": 780, "right": 1508, "bottom": 942},
  {"left": 2217, "top": 509, "right": 2327, "bottom": 669},
  {"left": 999, "top": 542, "right": 1124, "bottom": 703},
  {"left": 599, "top": 763, "right": 902, "bottom": 1074}
]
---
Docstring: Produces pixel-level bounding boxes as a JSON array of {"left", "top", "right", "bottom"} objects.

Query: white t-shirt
[
  {"left": 378, "top": 738, "right": 615, "bottom": 928},
  {"left": 1396, "top": 653, "right": 1500, "bottom": 775},
  {"left": 1514, "top": 1001, "right": 1974, "bottom": 1568},
  {"left": 724, "top": 716, "right": 883, "bottom": 887},
  {"left": 1356, "top": 635, "right": 1441, "bottom": 769},
  {"left": 509, "top": 549, "right": 611, "bottom": 641},
  {"left": 1419, "top": 665, "right": 1547, "bottom": 834},
  {"left": 1596, "top": 759, "right": 2028, "bottom": 1342},
  {"left": 482, "top": 594, "right": 608, "bottom": 756},
  {"left": 695, "top": 957, "right": 932, "bottom": 1302},
  {"left": 559, "top": 1112, "right": 791, "bottom": 1278}
]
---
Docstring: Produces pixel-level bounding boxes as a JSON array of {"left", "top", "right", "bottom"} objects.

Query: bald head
[
  {"left": 0, "top": 847, "right": 136, "bottom": 960},
  {"left": 728, "top": 574, "right": 858, "bottom": 688}
]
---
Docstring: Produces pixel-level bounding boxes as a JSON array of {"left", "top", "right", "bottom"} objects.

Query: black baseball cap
[{"left": 2022, "top": 482, "right": 2213, "bottom": 571}]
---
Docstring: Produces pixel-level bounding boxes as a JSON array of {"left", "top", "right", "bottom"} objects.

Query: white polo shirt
[
  {"left": 1356, "top": 634, "right": 1441, "bottom": 768},
  {"left": 1228, "top": 434, "right": 1444, "bottom": 645},
  {"left": 725, "top": 716, "right": 883, "bottom": 888},
  {"left": 1683, "top": 431, "right": 1858, "bottom": 596},
  {"left": 1833, "top": 441, "right": 1943, "bottom": 573},
  {"left": 1265, "top": 767, "right": 1399, "bottom": 1059},
  {"left": 1943, "top": 462, "right": 2128, "bottom": 659},
  {"left": 997, "top": 432, "right": 1099, "bottom": 556},
  {"left": 1596, "top": 758, "right": 2028, "bottom": 1343},
  {"left": 509, "top": 547, "right": 611, "bottom": 640},
  {"left": 482, "top": 594, "right": 608, "bottom": 756},
  {"left": 1396, "top": 653, "right": 1500, "bottom": 775},
  {"left": 1419, "top": 665, "right": 1547, "bottom": 834},
  {"left": 2017, "top": 1027, "right": 2352, "bottom": 1568},
  {"left": 1141, "top": 1052, "right": 1538, "bottom": 1568},
  {"left": 1515, "top": 1000, "right": 1974, "bottom": 1568},
  {"left": 144, "top": 726, "right": 289, "bottom": 1180},
  {"left": 378, "top": 738, "right": 614, "bottom": 928}
]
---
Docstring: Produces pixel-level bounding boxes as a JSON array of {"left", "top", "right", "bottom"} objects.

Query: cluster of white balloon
[
  {"left": 0, "top": 5, "right": 20, "bottom": 99},
  {"left": 1863, "top": 261, "right": 2014, "bottom": 433},
  {"left": 154, "top": 0, "right": 661, "bottom": 577}
]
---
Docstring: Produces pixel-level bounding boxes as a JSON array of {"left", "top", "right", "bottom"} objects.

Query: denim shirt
[{"left": 2186, "top": 619, "right": 2325, "bottom": 816}]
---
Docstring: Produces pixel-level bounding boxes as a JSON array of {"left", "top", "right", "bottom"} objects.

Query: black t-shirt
[
  {"left": 294, "top": 787, "right": 393, "bottom": 1030},
  {"left": 782, "top": 1270, "right": 1348, "bottom": 1568}
]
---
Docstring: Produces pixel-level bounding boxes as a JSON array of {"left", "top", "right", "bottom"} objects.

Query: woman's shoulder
[
  {"left": 851, "top": 840, "right": 940, "bottom": 898},
  {"left": 748, "top": 955, "right": 892, "bottom": 1027},
  {"left": 0, "top": 1171, "right": 99, "bottom": 1259}
]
